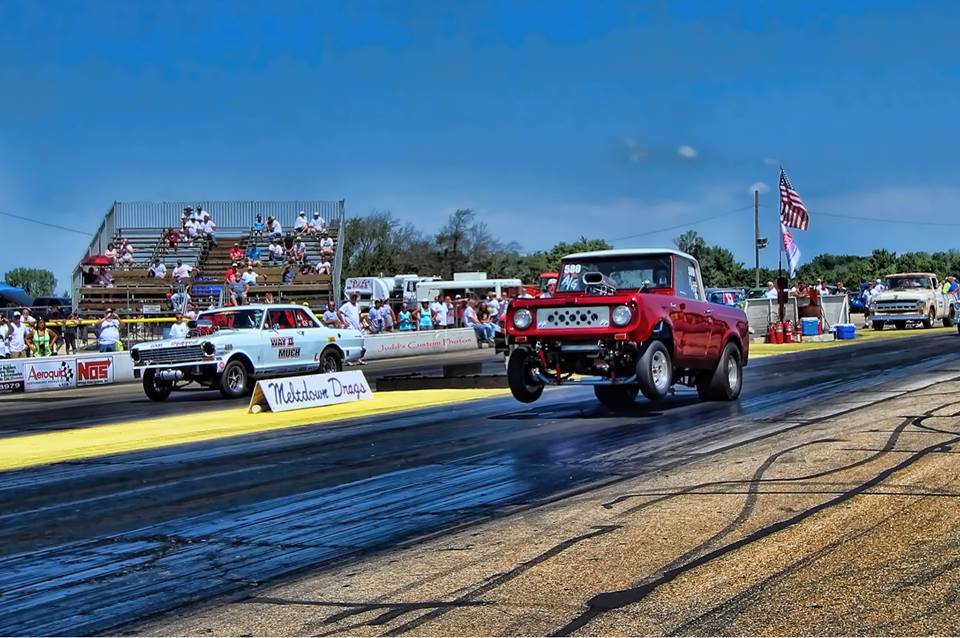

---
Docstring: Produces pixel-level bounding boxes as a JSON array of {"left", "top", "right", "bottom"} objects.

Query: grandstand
[{"left": 73, "top": 200, "right": 345, "bottom": 318}]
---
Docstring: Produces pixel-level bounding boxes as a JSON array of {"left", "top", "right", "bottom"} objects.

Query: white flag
[{"left": 781, "top": 223, "right": 801, "bottom": 277}]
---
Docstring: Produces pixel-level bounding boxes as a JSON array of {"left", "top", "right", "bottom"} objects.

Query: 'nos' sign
[{"left": 248, "top": 371, "right": 373, "bottom": 413}]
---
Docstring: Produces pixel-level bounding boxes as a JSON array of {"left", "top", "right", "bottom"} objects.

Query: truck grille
[
  {"left": 536, "top": 306, "right": 610, "bottom": 330},
  {"left": 876, "top": 302, "right": 921, "bottom": 313},
  {"left": 137, "top": 345, "right": 205, "bottom": 365}
]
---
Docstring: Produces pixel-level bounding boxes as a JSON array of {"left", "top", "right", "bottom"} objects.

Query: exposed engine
[{"left": 582, "top": 271, "right": 618, "bottom": 296}]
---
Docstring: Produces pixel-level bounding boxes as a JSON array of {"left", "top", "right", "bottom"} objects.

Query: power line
[
  {"left": 608, "top": 205, "right": 755, "bottom": 242},
  {"left": 756, "top": 204, "right": 960, "bottom": 227},
  {"left": 0, "top": 210, "right": 93, "bottom": 236}
]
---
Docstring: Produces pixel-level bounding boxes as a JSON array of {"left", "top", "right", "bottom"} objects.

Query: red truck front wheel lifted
[
  {"left": 636, "top": 341, "right": 672, "bottom": 401},
  {"left": 507, "top": 349, "right": 545, "bottom": 403}
]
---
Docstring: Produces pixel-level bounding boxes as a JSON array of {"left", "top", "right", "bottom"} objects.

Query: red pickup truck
[{"left": 504, "top": 248, "right": 749, "bottom": 407}]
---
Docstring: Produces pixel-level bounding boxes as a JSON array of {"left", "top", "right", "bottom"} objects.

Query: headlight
[
  {"left": 130, "top": 348, "right": 140, "bottom": 362},
  {"left": 513, "top": 308, "right": 533, "bottom": 330},
  {"left": 201, "top": 341, "right": 216, "bottom": 356},
  {"left": 612, "top": 305, "right": 633, "bottom": 326}
]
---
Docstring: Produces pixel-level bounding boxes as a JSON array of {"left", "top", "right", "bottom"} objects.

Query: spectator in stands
[
  {"left": 252, "top": 214, "right": 266, "bottom": 238},
  {"left": 62, "top": 312, "right": 79, "bottom": 355},
  {"left": 163, "top": 227, "right": 180, "bottom": 252},
  {"left": 338, "top": 293, "right": 363, "bottom": 331},
  {"left": 464, "top": 299, "right": 495, "bottom": 344},
  {"left": 172, "top": 259, "right": 191, "bottom": 281},
  {"left": 169, "top": 313, "right": 189, "bottom": 339},
  {"left": 95, "top": 309, "right": 121, "bottom": 352},
  {"left": 83, "top": 266, "right": 98, "bottom": 286},
  {"left": 299, "top": 261, "right": 314, "bottom": 276},
  {"left": 241, "top": 265, "right": 260, "bottom": 287},
  {"left": 415, "top": 300, "right": 435, "bottom": 330},
  {"left": 319, "top": 231, "right": 334, "bottom": 257},
  {"left": 245, "top": 243, "right": 263, "bottom": 267},
  {"left": 20, "top": 307, "right": 36, "bottom": 326},
  {"left": 397, "top": 302, "right": 414, "bottom": 331},
  {"left": 281, "top": 264, "right": 296, "bottom": 284},
  {"left": 97, "top": 267, "right": 114, "bottom": 288},
  {"left": 148, "top": 257, "right": 167, "bottom": 279},
  {"left": 104, "top": 243, "right": 118, "bottom": 266},
  {"left": 322, "top": 300, "right": 342, "bottom": 328},
  {"left": 202, "top": 214, "right": 217, "bottom": 246},
  {"left": 308, "top": 211, "right": 325, "bottom": 235},
  {"left": 26, "top": 318, "right": 57, "bottom": 357},
  {"left": 229, "top": 243, "right": 245, "bottom": 263},
  {"left": 268, "top": 240, "right": 284, "bottom": 263},
  {"left": 181, "top": 207, "right": 192, "bottom": 232},
  {"left": 225, "top": 263, "right": 238, "bottom": 285},
  {"left": 430, "top": 295, "right": 448, "bottom": 329},
  {"left": 119, "top": 239, "right": 135, "bottom": 269},
  {"left": 316, "top": 258, "right": 332, "bottom": 276},
  {"left": 184, "top": 217, "right": 199, "bottom": 244},
  {"left": 291, "top": 236, "right": 307, "bottom": 264},
  {"left": 264, "top": 292, "right": 275, "bottom": 304},
  {"left": 295, "top": 211, "right": 309, "bottom": 233},
  {"left": 170, "top": 283, "right": 191, "bottom": 312},
  {"left": 184, "top": 304, "right": 198, "bottom": 320},
  {"left": 267, "top": 216, "right": 282, "bottom": 239},
  {"left": 5, "top": 312, "right": 27, "bottom": 358}
]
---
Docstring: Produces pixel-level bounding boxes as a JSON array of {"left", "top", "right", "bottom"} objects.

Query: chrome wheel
[
  {"left": 651, "top": 350, "right": 669, "bottom": 391},
  {"left": 226, "top": 366, "right": 246, "bottom": 392},
  {"left": 727, "top": 357, "right": 739, "bottom": 391}
]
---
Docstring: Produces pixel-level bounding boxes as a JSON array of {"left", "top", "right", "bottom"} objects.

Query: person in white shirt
[
  {"left": 169, "top": 313, "right": 190, "bottom": 339},
  {"left": 308, "top": 211, "right": 325, "bottom": 235},
  {"left": 268, "top": 241, "right": 284, "bottom": 263},
  {"left": 96, "top": 310, "right": 121, "bottom": 352},
  {"left": 319, "top": 233, "right": 334, "bottom": 257},
  {"left": 172, "top": 259, "right": 191, "bottom": 281},
  {"left": 267, "top": 217, "right": 283, "bottom": 239},
  {"left": 815, "top": 279, "right": 830, "bottom": 296},
  {"left": 338, "top": 293, "right": 363, "bottom": 331},
  {"left": 202, "top": 215, "right": 217, "bottom": 246},
  {"left": 184, "top": 218, "right": 199, "bottom": 242},
  {"left": 241, "top": 266, "right": 259, "bottom": 286},
  {"left": 430, "top": 296, "right": 448, "bottom": 328},
  {"left": 0, "top": 316, "right": 8, "bottom": 358},
  {"left": 316, "top": 258, "right": 332, "bottom": 275},
  {"left": 19, "top": 307, "right": 37, "bottom": 326},
  {"left": 764, "top": 281, "right": 779, "bottom": 300},
  {"left": 485, "top": 292, "right": 501, "bottom": 321},
  {"left": 148, "top": 258, "right": 167, "bottom": 279},
  {"left": 5, "top": 312, "right": 28, "bottom": 358},
  {"left": 294, "top": 211, "right": 309, "bottom": 233}
]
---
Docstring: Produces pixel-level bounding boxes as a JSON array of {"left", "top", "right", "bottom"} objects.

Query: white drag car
[{"left": 131, "top": 304, "right": 365, "bottom": 401}]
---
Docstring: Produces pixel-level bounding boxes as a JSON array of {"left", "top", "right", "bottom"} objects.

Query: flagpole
[{"left": 777, "top": 167, "right": 786, "bottom": 322}]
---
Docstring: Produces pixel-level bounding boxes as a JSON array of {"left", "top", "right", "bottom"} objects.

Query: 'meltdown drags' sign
[{"left": 248, "top": 371, "right": 373, "bottom": 413}]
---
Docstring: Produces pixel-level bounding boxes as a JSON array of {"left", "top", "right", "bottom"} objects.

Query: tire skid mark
[{"left": 551, "top": 400, "right": 960, "bottom": 636}]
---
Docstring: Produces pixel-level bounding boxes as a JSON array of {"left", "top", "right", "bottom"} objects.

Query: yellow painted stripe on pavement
[{"left": 0, "top": 388, "right": 508, "bottom": 473}]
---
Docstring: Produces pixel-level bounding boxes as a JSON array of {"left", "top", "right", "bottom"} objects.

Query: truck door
[{"left": 673, "top": 256, "right": 711, "bottom": 365}]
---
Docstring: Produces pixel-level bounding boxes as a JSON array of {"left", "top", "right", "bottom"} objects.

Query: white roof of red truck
[{"left": 562, "top": 248, "right": 698, "bottom": 262}]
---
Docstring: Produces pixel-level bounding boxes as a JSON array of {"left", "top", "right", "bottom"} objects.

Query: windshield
[
  {"left": 198, "top": 308, "right": 264, "bottom": 330},
  {"left": 887, "top": 276, "right": 933, "bottom": 290},
  {"left": 557, "top": 256, "right": 672, "bottom": 293}
]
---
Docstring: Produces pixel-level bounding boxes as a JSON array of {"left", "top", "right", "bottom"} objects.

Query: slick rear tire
[
  {"left": 636, "top": 341, "right": 672, "bottom": 401},
  {"left": 594, "top": 384, "right": 639, "bottom": 408},
  {"left": 872, "top": 321, "right": 885, "bottom": 331},
  {"left": 318, "top": 348, "right": 343, "bottom": 374},
  {"left": 219, "top": 359, "right": 250, "bottom": 399},
  {"left": 696, "top": 342, "right": 743, "bottom": 402},
  {"left": 142, "top": 369, "right": 172, "bottom": 402},
  {"left": 507, "top": 349, "right": 544, "bottom": 403}
]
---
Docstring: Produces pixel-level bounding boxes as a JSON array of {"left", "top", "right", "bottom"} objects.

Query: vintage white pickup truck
[
  {"left": 130, "top": 304, "right": 366, "bottom": 401},
  {"left": 869, "top": 273, "right": 954, "bottom": 330}
]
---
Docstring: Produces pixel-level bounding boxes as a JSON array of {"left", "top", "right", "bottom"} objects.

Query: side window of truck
[{"left": 675, "top": 257, "right": 702, "bottom": 300}]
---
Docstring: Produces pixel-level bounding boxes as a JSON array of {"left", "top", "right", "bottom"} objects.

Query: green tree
[
  {"left": 674, "top": 230, "right": 707, "bottom": 260},
  {"left": 4, "top": 268, "right": 56, "bottom": 297}
]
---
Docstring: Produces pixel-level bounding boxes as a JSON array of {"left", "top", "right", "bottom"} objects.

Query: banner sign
[
  {"left": 77, "top": 358, "right": 114, "bottom": 386},
  {"left": 249, "top": 370, "right": 373, "bottom": 413},
  {"left": 24, "top": 359, "right": 76, "bottom": 392},
  {"left": 0, "top": 361, "right": 24, "bottom": 394},
  {"left": 364, "top": 328, "right": 478, "bottom": 360}
]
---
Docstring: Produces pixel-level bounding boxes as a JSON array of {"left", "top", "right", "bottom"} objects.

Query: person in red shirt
[
  {"left": 225, "top": 264, "right": 238, "bottom": 285},
  {"left": 229, "top": 243, "right": 245, "bottom": 263},
  {"left": 163, "top": 228, "right": 180, "bottom": 252}
]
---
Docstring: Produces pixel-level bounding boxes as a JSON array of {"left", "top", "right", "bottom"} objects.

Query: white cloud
[
  {"left": 749, "top": 181, "right": 770, "bottom": 194},
  {"left": 677, "top": 145, "right": 698, "bottom": 159}
]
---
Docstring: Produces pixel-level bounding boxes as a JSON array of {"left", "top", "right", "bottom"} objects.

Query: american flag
[{"left": 779, "top": 167, "right": 809, "bottom": 230}]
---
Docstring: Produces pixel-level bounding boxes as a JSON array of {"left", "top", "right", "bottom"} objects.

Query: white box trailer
[{"left": 415, "top": 277, "right": 523, "bottom": 303}]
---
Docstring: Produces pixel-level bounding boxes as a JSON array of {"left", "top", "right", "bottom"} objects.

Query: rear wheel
[
  {"left": 219, "top": 359, "right": 250, "bottom": 399},
  {"left": 507, "top": 349, "right": 544, "bottom": 403},
  {"left": 636, "top": 341, "right": 672, "bottom": 401},
  {"left": 894, "top": 321, "right": 907, "bottom": 330},
  {"left": 142, "top": 369, "right": 172, "bottom": 402},
  {"left": 594, "top": 384, "right": 639, "bottom": 408},
  {"left": 696, "top": 342, "right": 743, "bottom": 402},
  {"left": 318, "top": 348, "right": 343, "bottom": 373},
  {"left": 872, "top": 320, "right": 886, "bottom": 331}
]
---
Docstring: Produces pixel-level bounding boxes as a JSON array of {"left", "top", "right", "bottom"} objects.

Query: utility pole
[{"left": 754, "top": 189, "right": 760, "bottom": 288}]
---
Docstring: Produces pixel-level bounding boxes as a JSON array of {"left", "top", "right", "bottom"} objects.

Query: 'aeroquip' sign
[{"left": 248, "top": 370, "right": 373, "bottom": 413}]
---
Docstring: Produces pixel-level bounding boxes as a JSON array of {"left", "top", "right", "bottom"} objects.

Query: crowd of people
[
  {"left": 321, "top": 290, "right": 507, "bottom": 345},
  {"left": 0, "top": 306, "right": 83, "bottom": 358}
]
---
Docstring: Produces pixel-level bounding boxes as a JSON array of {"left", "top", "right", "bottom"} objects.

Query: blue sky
[{"left": 2, "top": 0, "right": 960, "bottom": 290}]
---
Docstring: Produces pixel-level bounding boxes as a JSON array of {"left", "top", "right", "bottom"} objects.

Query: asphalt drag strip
[{"left": 1, "top": 334, "right": 960, "bottom": 635}]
